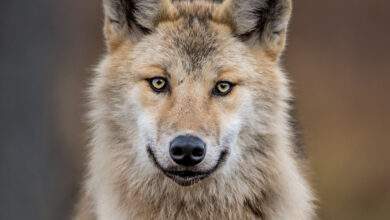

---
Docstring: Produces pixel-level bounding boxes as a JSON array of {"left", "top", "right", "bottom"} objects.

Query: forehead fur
[
  {"left": 163, "top": 19, "right": 218, "bottom": 72},
  {"left": 137, "top": 1, "right": 243, "bottom": 75},
  {"left": 106, "top": 0, "right": 280, "bottom": 85}
]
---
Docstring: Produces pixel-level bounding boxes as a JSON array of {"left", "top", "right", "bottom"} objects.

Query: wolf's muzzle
[{"left": 169, "top": 135, "right": 206, "bottom": 167}]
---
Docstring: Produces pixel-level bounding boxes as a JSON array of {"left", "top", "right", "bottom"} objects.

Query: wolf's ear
[
  {"left": 223, "top": 0, "right": 292, "bottom": 60},
  {"left": 102, "top": 0, "right": 165, "bottom": 50}
]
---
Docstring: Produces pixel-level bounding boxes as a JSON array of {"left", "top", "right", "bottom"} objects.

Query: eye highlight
[
  {"left": 148, "top": 77, "right": 169, "bottom": 93},
  {"left": 213, "top": 81, "right": 234, "bottom": 96}
]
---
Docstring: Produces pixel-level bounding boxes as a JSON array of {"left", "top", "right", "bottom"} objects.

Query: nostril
[
  {"left": 192, "top": 147, "right": 204, "bottom": 157},
  {"left": 169, "top": 135, "right": 207, "bottom": 166},
  {"left": 171, "top": 146, "right": 184, "bottom": 157}
]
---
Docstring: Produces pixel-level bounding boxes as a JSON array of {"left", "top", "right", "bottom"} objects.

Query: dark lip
[{"left": 147, "top": 147, "right": 229, "bottom": 186}]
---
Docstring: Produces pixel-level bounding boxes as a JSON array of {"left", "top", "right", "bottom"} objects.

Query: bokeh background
[{"left": 0, "top": 0, "right": 389, "bottom": 219}]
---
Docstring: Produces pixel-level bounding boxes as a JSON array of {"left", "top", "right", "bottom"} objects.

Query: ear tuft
[
  {"left": 228, "top": 0, "right": 292, "bottom": 59},
  {"left": 102, "top": 0, "right": 162, "bottom": 48}
]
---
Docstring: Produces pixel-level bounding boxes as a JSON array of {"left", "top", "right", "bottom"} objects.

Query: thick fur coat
[{"left": 74, "top": 0, "right": 315, "bottom": 219}]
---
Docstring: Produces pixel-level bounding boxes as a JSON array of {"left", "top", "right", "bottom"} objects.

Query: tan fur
[{"left": 74, "top": 0, "right": 315, "bottom": 219}]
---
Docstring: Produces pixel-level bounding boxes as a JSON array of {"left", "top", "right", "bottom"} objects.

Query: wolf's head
[{"left": 93, "top": 0, "right": 292, "bottom": 186}]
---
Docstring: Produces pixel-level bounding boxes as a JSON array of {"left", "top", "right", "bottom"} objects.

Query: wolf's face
[
  {"left": 128, "top": 22, "right": 256, "bottom": 186},
  {"left": 99, "top": 0, "right": 292, "bottom": 186}
]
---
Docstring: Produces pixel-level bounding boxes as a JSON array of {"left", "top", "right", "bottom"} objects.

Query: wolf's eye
[
  {"left": 148, "top": 77, "right": 169, "bottom": 93},
  {"left": 213, "top": 81, "right": 234, "bottom": 96}
]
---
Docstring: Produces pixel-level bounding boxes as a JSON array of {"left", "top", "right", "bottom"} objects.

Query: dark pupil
[
  {"left": 219, "top": 83, "right": 228, "bottom": 91},
  {"left": 155, "top": 80, "right": 164, "bottom": 87}
]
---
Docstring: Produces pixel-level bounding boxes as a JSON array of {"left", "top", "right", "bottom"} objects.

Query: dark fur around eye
[
  {"left": 212, "top": 81, "right": 235, "bottom": 97},
  {"left": 148, "top": 77, "right": 170, "bottom": 93}
]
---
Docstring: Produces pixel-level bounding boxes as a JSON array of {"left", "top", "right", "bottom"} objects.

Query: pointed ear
[
  {"left": 102, "top": 0, "right": 166, "bottom": 50},
  {"left": 226, "top": 0, "right": 292, "bottom": 60}
]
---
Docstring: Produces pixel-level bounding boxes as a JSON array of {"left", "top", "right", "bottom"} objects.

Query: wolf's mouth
[
  {"left": 147, "top": 147, "right": 228, "bottom": 186},
  {"left": 165, "top": 171, "right": 210, "bottom": 186}
]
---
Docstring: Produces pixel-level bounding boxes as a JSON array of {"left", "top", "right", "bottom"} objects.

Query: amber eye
[
  {"left": 148, "top": 77, "right": 169, "bottom": 93},
  {"left": 213, "top": 81, "right": 234, "bottom": 96}
]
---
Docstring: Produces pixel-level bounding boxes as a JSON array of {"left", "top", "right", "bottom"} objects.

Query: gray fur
[
  {"left": 232, "top": 0, "right": 292, "bottom": 41},
  {"left": 74, "top": 1, "right": 316, "bottom": 219}
]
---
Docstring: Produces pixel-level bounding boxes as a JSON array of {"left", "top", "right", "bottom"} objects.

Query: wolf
[{"left": 74, "top": 0, "right": 315, "bottom": 219}]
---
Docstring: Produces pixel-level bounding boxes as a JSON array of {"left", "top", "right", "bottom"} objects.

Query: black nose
[{"left": 169, "top": 135, "right": 206, "bottom": 167}]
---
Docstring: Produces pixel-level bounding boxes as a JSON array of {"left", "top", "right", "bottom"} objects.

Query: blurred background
[{"left": 0, "top": 0, "right": 389, "bottom": 219}]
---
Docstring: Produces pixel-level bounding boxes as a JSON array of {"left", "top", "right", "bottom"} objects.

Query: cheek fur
[
  {"left": 215, "top": 89, "right": 244, "bottom": 142},
  {"left": 217, "top": 90, "right": 253, "bottom": 150},
  {"left": 218, "top": 111, "right": 242, "bottom": 151},
  {"left": 128, "top": 86, "right": 159, "bottom": 143},
  {"left": 137, "top": 83, "right": 164, "bottom": 108}
]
